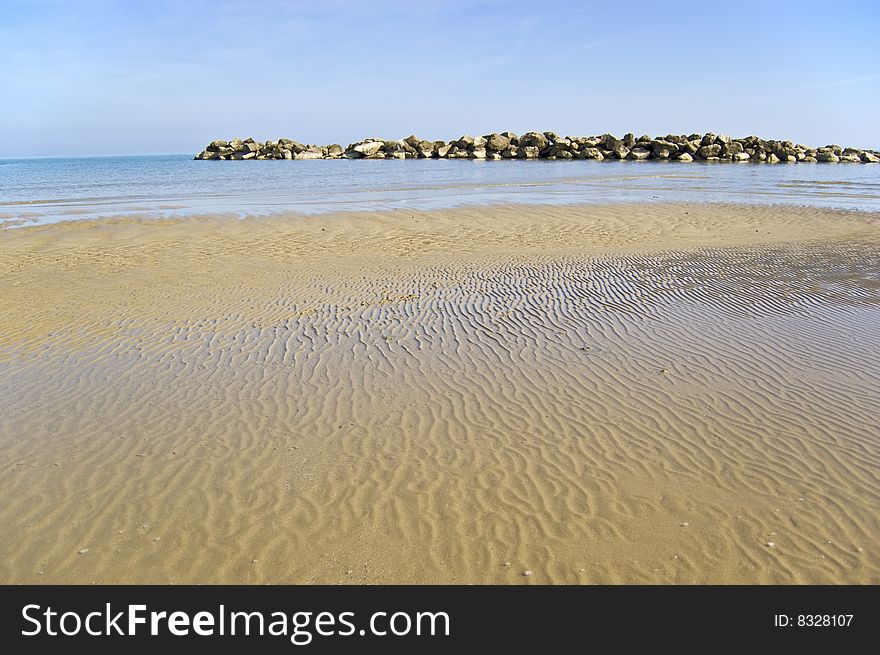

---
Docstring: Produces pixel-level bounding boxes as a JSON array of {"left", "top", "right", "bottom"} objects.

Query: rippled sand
[{"left": 1, "top": 203, "right": 878, "bottom": 584}]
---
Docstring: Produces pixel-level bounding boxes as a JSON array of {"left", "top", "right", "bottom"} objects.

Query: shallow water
[{"left": 1, "top": 154, "right": 879, "bottom": 227}]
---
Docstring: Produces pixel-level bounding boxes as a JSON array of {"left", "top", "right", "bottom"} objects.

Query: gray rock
[
  {"left": 628, "top": 147, "right": 651, "bottom": 160},
  {"left": 520, "top": 131, "right": 549, "bottom": 149},
  {"left": 652, "top": 140, "right": 678, "bottom": 159},
  {"left": 519, "top": 145, "right": 540, "bottom": 159},
  {"left": 602, "top": 134, "right": 619, "bottom": 150},
  {"left": 697, "top": 144, "right": 722, "bottom": 159},
  {"left": 676, "top": 152, "right": 694, "bottom": 162},
  {"left": 612, "top": 144, "right": 630, "bottom": 159},
  {"left": 352, "top": 141, "right": 384, "bottom": 157},
  {"left": 501, "top": 131, "right": 519, "bottom": 146},
  {"left": 725, "top": 141, "right": 744, "bottom": 155},
  {"left": 485, "top": 132, "right": 511, "bottom": 152}
]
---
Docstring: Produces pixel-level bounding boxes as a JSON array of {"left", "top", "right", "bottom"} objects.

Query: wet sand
[{"left": 0, "top": 202, "right": 878, "bottom": 584}]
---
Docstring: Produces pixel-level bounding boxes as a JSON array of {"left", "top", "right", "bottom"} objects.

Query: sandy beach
[{"left": 0, "top": 202, "right": 878, "bottom": 584}]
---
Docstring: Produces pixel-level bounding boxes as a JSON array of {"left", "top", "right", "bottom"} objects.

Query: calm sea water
[{"left": 1, "top": 154, "right": 879, "bottom": 228}]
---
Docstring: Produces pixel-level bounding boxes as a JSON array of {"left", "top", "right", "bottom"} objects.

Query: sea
[{"left": 1, "top": 154, "right": 879, "bottom": 228}]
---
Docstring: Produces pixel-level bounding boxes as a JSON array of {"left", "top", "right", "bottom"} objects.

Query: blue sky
[{"left": 1, "top": 0, "right": 878, "bottom": 157}]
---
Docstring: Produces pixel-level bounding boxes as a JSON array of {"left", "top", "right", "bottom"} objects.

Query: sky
[{"left": 1, "top": 0, "right": 878, "bottom": 157}]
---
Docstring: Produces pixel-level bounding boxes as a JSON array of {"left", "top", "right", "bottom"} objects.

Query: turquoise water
[{"left": 1, "top": 154, "right": 879, "bottom": 228}]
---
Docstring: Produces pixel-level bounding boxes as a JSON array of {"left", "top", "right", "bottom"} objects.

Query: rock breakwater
[{"left": 195, "top": 132, "right": 879, "bottom": 163}]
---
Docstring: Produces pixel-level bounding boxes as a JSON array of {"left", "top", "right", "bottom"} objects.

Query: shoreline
[{"left": 1, "top": 202, "right": 878, "bottom": 584}]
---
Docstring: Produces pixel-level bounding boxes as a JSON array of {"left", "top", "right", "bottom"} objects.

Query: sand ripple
[{"left": 0, "top": 203, "right": 878, "bottom": 583}]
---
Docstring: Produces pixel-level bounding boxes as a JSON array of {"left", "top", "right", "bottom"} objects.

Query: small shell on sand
[
  {"left": 522, "top": 570, "right": 533, "bottom": 577},
  {"left": 78, "top": 548, "right": 89, "bottom": 555}
]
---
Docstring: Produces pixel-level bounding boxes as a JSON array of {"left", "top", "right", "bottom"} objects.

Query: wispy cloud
[{"left": 568, "top": 37, "right": 623, "bottom": 55}]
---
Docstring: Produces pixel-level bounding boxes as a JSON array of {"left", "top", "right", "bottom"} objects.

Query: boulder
[
  {"left": 612, "top": 144, "right": 630, "bottom": 159},
  {"left": 732, "top": 152, "right": 751, "bottom": 162},
  {"left": 861, "top": 151, "right": 880, "bottom": 163},
  {"left": 404, "top": 135, "right": 422, "bottom": 148},
  {"left": 676, "top": 152, "right": 694, "bottom": 162},
  {"left": 725, "top": 141, "right": 744, "bottom": 155},
  {"left": 651, "top": 140, "right": 677, "bottom": 159},
  {"left": 470, "top": 148, "right": 487, "bottom": 159},
  {"left": 454, "top": 135, "right": 475, "bottom": 148},
  {"left": 815, "top": 148, "right": 839, "bottom": 162},
  {"left": 628, "top": 147, "right": 651, "bottom": 160},
  {"left": 352, "top": 141, "right": 384, "bottom": 157},
  {"left": 520, "top": 131, "right": 549, "bottom": 149},
  {"left": 602, "top": 134, "right": 619, "bottom": 150},
  {"left": 485, "top": 132, "right": 511, "bottom": 152},
  {"left": 417, "top": 140, "right": 435, "bottom": 158},
  {"left": 501, "top": 131, "right": 519, "bottom": 146},
  {"left": 519, "top": 146, "right": 540, "bottom": 159},
  {"left": 294, "top": 150, "right": 323, "bottom": 160},
  {"left": 697, "top": 144, "right": 722, "bottom": 158},
  {"left": 327, "top": 144, "right": 344, "bottom": 157},
  {"left": 501, "top": 146, "right": 518, "bottom": 158},
  {"left": 436, "top": 143, "right": 452, "bottom": 157}
]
